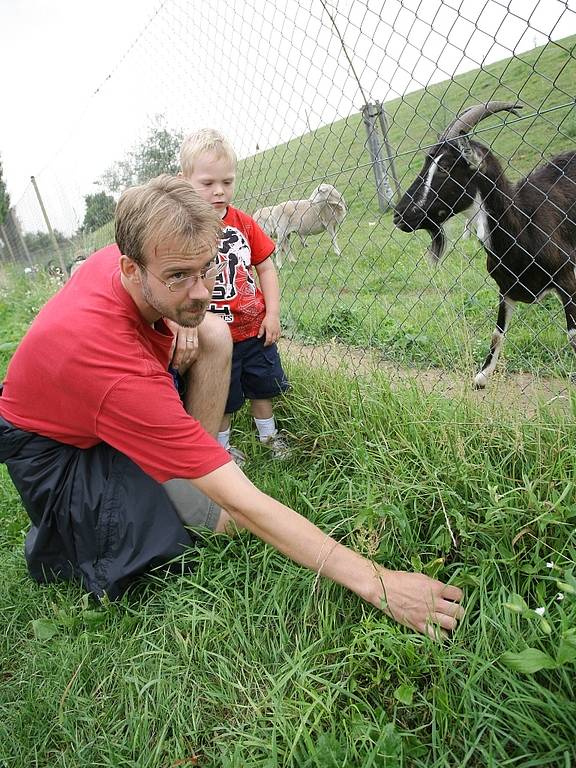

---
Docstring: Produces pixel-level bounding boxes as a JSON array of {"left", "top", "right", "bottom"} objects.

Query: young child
[{"left": 179, "top": 128, "right": 291, "bottom": 463}]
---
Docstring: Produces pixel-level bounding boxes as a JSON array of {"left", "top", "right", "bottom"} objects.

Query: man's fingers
[
  {"left": 436, "top": 597, "right": 465, "bottom": 619},
  {"left": 442, "top": 584, "right": 463, "bottom": 602}
]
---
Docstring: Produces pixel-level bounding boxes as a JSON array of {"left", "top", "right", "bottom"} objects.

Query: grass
[{"left": 0, "top": 269, "right": 575, "bottom": 767}]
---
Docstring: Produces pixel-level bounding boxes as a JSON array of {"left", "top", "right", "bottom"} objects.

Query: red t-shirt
[
  {"left": 209, "top": 205, "right": 275, "bottom": 342},
  {"left": 0, "top": 244, "right": 230, "bottom": 483}
]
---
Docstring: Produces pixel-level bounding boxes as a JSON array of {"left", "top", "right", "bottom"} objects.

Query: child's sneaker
[
  {"left": 261, "top": 431, "right": 292, "bottom": 460},
  {"left": 228, "top": 446, "right": 247, "bottom": 467}
]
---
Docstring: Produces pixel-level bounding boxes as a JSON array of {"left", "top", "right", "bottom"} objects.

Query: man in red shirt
[{"left": 0, "top": 174, "right": 463, "bottom": 637}]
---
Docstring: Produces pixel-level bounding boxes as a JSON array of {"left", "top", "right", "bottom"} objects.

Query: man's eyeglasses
[{"left": 142, "top": 259, "right": 227, "bottom": 292}]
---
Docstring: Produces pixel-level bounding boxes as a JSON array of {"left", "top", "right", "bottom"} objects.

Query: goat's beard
[{"left": 425, "top": 223, "right": 447, "bottom": 265}]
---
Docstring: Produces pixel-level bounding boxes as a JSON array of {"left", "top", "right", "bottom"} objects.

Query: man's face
[
  {"left": 185, "top": 151, "right": 236, "bottom": 219},
  {"left": 139, "top": 237, "right": 219, "bottom": 327}
]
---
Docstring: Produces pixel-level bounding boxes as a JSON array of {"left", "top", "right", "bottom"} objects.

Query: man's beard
[{"left": 141, "top": 276, "right": 208, "bottom": 327}]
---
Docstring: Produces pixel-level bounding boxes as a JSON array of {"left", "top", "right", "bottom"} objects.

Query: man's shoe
[
  {"left": 260, "top": 432, "right": 292, "bottom": 460},
  {"left": 228, "top": 446, "right": 247, "bottom": 467}
]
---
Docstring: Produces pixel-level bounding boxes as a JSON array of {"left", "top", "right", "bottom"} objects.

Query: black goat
[{"left": 393, "top": 101, "right": 576, "bottom": 388}]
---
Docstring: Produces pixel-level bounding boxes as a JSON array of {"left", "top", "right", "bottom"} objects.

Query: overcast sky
[
  {"left": 2, "top": 0, "right": 575, "bottom": 234},
  {"left": 0, "top": 0, "right": 158, "bottom": 201}
]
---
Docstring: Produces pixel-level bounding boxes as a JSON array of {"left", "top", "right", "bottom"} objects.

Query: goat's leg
[
  {"left": 558, "top": 283, "right": 576, "bottom": 379},
  {"left": 474, "top": 294, "right": 516, "bottom": 389}
]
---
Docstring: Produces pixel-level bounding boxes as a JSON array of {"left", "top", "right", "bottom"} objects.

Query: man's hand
[
  {"left": 371, "top": 567, "right": 464, "bottom": 638},
  {"left": 257, "top": 314, "right": 281, "bottom": 346},
  {"left": 166, "top": 320, "right": 199, "bottom": 373}
]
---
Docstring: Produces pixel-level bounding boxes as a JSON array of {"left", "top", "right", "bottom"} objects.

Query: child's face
[{"left": 185, "top": 151, "right": 236, "bottom": 219}]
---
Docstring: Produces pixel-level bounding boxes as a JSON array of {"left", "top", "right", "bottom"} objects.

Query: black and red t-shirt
[{"left": 208, "top": 205, "right": 275, "bottom": 342}]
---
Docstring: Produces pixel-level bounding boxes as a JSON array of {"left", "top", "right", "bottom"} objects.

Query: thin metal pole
[
  {"left": 362, "top": 104, "right": 394, "bottom": 212},
  {"left": 0, "top": 223, "right": 16, "bottom": 262},
  {"left": 30, "top": 175, "right": 66, "bottom": 272},
  {"left": 377, "top": 102, "right": 402, "bottom": 203}
]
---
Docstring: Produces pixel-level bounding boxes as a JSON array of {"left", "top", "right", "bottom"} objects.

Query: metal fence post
[
  {"left": 362, "top": 103, "right": 395, "bottom": 212},
  {"left": 30, "top": 175, "right": 66, "bottom": 272},
  {"left": 0, "top": 223, "right": 16, "bottom": 262},
  {"left": 376, "top": 101, "right": 402, "bottom": 202}
]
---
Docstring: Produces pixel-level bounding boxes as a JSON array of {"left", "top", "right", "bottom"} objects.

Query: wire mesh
[{"left": 1, "top": 0, "right": 576, "bottom": 411}]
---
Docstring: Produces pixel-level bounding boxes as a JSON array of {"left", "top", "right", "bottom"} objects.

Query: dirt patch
[{"left": 280, "top": 337, "right": 573, "bottom": 418}]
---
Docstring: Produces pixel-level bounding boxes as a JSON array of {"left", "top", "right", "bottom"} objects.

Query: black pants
[{"left": 0, "top": 416, "right": 193, "bottom": 599}]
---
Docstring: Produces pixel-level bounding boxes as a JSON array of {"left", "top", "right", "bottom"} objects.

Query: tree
[
  {"left": 0, "top": 157, "right": 10, "bottom": 226},
  {"left": 23, "top": 229, "right": 69, "bottom": 255},
  {"left": 80, "top": 191, "right": 116, "bottom": 233},
  {"left": 100, "top": 116, "right": 183, "bottom": 194}
]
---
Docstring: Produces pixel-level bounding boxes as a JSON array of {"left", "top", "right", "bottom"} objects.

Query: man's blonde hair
[
  {"left": 179, "top": 128, "right": 237, "bottom": 177},
  {"left": 115, "top": 174, "right": 222, "bottom": 265}
]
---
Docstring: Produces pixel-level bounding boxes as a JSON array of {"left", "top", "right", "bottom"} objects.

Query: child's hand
[{"left": 258, "top": 315, "right": 281, "bottom": 346}]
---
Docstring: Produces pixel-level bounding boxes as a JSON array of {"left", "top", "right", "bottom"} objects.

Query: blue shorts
[{"left": 226, "top": 336, "right": 290, "bottom": 414}]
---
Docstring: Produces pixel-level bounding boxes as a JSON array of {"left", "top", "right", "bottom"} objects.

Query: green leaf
[
  {"left": 393, "top": 684, "right": 415, "bottom": 705},
  {"left": 500, "top": 648, "right": 557, "bottom": 674},
  {"left": 32, "top": 618, "right": 59, "bottom": 640},
  {"left": 422, "top": 557, "right": 444, "bottom": 578},
  {"left": 82, "top": 610, "right": 106, "bottom": 627},
  {"left": 536, "top": 615, "right": 552, "bottom": 635},
  {"left": 556, "top": 629, "right": 576, "bottom": 666},
  {"left": 503, "top": 593, "right": 529, "bottom": 614},
  {"left": 556, "top": 581, "right": 576, "bottom": 595}
]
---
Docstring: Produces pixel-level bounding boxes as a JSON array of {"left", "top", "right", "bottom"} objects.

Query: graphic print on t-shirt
[{"left": 209, "top": 225, "right": 266, "bottom": 338}]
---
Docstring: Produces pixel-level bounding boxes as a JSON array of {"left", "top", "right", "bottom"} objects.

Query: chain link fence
[{"left": 2, "top": 0, "right": 576, "bottom": 410}]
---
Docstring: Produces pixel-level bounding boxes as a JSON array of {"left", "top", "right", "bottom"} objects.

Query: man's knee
[{"left": 197, "top": 314, "right": 232, "bottom": 359}]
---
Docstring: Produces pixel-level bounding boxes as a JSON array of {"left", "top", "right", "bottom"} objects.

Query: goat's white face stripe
[{"left": 417, "top": 152, "right": 444, "bottom": 208}]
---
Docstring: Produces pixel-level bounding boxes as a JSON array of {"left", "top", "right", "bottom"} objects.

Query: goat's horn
[{"left": 440, "top": 101, "right": 523, "bottom": 141}]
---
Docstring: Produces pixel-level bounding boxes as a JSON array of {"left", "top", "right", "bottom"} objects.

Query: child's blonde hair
[{"left": 180, "top": 128, "right": 237, "bottom": 177}]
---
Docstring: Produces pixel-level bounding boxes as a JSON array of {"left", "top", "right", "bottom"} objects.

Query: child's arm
[{"left": 255, "top": 257, "right": 281, "bottom": 346}]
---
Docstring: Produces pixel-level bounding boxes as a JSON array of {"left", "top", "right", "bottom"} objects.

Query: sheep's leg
[
  {"left": 281, "top": 233, "right": 296, "bottom": 264},
  {"left": 328, "top": 225, "right": 341, "bottom": 256},
  {"left": 275, "top": 233, "right": 292, "bottom": 269},
  {"left": 274, "top": 240, "right": 283, "bottom": 270},
  {"left": 474, "top": 294, "right": 515, "bottom": 389}
]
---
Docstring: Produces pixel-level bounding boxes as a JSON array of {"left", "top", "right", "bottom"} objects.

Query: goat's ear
[{"left": 459, "top": 137, "right": 483, "bottom": 170}]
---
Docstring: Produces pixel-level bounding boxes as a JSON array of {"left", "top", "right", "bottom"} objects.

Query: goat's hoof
[{"left": 473, "top": 372, "right": 487, "bottom": 390}]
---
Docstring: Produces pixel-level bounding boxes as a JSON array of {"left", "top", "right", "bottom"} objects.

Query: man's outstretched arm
[{"left": 191, "top": 462, "right": 464, "bottom": 638}]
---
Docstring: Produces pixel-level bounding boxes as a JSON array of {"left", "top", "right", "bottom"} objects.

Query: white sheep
[{"left": 253, "top": 183, "right": 347, "bottom": 269}]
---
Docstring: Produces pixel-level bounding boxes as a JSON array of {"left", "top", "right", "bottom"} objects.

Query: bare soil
[{"left": 280, "top": 337, "right": 573, "bottom": 418}]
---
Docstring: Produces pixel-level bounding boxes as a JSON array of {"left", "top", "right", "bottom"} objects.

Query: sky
[
  {"left": 1, "top": 0, "right": 575, "bottom": 235},
  {"left": 0, "top": 0, "right": 159, "bottom": 205}
]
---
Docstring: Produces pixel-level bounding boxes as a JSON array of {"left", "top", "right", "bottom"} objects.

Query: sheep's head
[
  {"left": 393, "top": 101, "right": 522, "bottom": 261},
  {"left": 310, "top": 184, "right": 347, "bottom": 216}
]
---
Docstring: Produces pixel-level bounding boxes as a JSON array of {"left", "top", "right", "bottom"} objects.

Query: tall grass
[{"left": 0, "top": 272, "right": 575, "bottom": 767}]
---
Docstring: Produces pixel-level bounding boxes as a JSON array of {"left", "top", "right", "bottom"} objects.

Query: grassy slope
[{"left": 236, "top": 34, "right": 576, "bottom": 378}]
